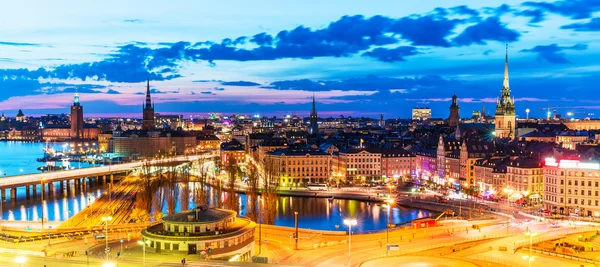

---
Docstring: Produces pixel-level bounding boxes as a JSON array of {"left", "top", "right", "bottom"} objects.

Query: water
[
  {"left": 160, "top": 184, "right": 431, "bottom": 233},
  {"left": 0, "top": 182, "right": 107, "bottom": 222},
  {"left": 0, "top": 141, "right": 100, "bottom": 177}
]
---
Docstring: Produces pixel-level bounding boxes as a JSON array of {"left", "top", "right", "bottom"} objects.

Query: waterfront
[
  {"left": 158, "top": 183, "right": 431, "bottom": 232},
  {"left": 0, "top": 141, "right": 99, "bottom": 177},
  {"left": 0, "top": 181, "right": 107, "bottom": 223}
]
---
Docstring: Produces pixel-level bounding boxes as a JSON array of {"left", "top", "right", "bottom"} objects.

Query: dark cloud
[
  {"left": 561, "top": 18, "right": 600, "bottom": 32},
  {"left": 213, "top": 87, "right": 225, "bottom": 91},
  {"left": 522, "top": 0, "right": 600, "bottom": 20},
  {"left": 452, "top": 17, "right": 520, "bottom": 46},
  {"left": 106, "top": 89, "right": 121, "bottom": 94},
  {"left": 200, "top": 91, "right": 213, "bottom": 95},
  {"left": 0, "top": 41, "right": 43, "bottom": 47},
  {"left": 362, "top": 46, "right": 419, "bottom": 62},
  {"left": 482, "top": 49, "right": 494, "bottom": 56},
  {"left": 517, "top": 9, "right": 546, "bottom": 24},
  {"left": 220, "top": 81, "right": 260, "bottom": 86},
  {"left": 520, "top": 43, "right": 588, "bottom": 64},
  {"left": 483, "top": 4, "right": 513, "bottom": 16},
  {"left": 264, "top": 75, "right": 458, "bottom": 92}
]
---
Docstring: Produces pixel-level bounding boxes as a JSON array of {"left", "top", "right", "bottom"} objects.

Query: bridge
[{"left": 0, "top": 153, "right": 217, "bottom": 201}]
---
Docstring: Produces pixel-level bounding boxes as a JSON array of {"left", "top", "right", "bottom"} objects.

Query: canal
[{"left": 0, "top": 141, "right": 431, "bottom": 232}]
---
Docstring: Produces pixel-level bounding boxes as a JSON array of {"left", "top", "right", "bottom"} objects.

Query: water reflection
[
  {"left": 156, "top": 183, "right": 430, "bottom": 232},
  {"left": 0, "top": 181, "right": 107, "bottom": 222}
]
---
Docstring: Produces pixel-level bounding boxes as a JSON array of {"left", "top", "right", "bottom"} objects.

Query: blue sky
[{"left": 0, "top": 0, "right": 598, "bottom": 119}]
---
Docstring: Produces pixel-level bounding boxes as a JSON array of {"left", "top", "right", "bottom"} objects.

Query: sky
[{"left": 0, "top": 0, "right": 598, "bottom": 119}]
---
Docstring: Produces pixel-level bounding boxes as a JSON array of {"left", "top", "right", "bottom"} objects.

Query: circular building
[{"left": 141, "top": 206, "right": 256, "bottom": 261}]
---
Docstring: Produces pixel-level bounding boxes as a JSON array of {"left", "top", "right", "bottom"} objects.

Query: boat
[{"left": 37, "top": 165, "right": 67, "bottom": 172}]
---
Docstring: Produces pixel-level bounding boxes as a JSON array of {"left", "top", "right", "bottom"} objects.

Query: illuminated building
[
  {"left": 141, "top": 207, "right": 255, "bottom": 260},
  {"left": 506, "top": 157, "right": 543, "bottom": 204},
  {"left": 543, "top": 158, "right": 600, "bottom": 217},
  {"left": 448, "top": 95, "right": 460, "bottom": 127},
  {"left": 473, "top": 157, "right": 508, "bottom": 194},
  {"left": 109, "top": 130, "right": 196, "bottom": 158},
  {"left": 266, "top": 147, "right": 332, "bottom": 186},
  {"left": 437, "top": 135, "right": 461, "bottom": 180},
  {"left": 15, "top": 109, "right": 25, "bottom": 122},
  {"left": 381, "top": 149, "right": 415, "bottom": 181},
  {"left": 494, "top": 45, "right": 516, "bottom": 139},
  {"left": 556, "top": 131, "right": 589, "bottom": 150},
  {"left": 142, "top": 78, "right": 155, "bottom": 131},
  {"left": 70, "top": 92, "right": 84, "bottom": 138},
  {"left": 196, "top": 134, "right": 221, "bottom": 151},
  {"left": 40, "top": 92, "right": 99, "bottom": 141},
  {"left": 412, "top": 107, "right": 432, "bottom": 121},
  {"left": 220, "top": 140, "right": 246, "bottom": 165},
  {"left": 339, "top": 148, "right": 382, "bottom": 182},
  {"left": 257, "top": 138, "right": 287, "bottom": 164},
  {"left": 460, "top": 140, "right": 494, "bottom": 187},
  {"left": 415, "top": 149, "right": 437, "bottom": 182}
]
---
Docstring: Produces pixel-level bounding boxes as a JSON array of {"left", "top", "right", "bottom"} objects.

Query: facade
[
  {"left": 494, "top": 47, "right": 516, "bottom": 139},
  {"left": 266, "top": 148, "right": 332, "bottom": 186},
  {"left": 380, "top": 149, "right": 415, "bottom": 180},
  {"left": 220, "top": 140, "right": 246, "bottom": 165},
  {"left": 506, "top": 157, "right": 544, "bottom": 204},
  {"left": 141, "top": 207, "right": 255, "bottom": 261},
  {"left": 415, "top": 149, "right": 437, "bottom": 182},
  {"left": 109, "top": 131, "right": 196, "bottom": 158},
  {"left": 460, "top": 140, "right": 494, "bottom": 187},
  {"left": 142, "top": 79, "right": 155, "bottom": 131},
  {"left": 448, "top": 95, "right": 460, "bottom": 127},
  {"left": 556, "top": 132, "right": 589, "bottom": 150},
  {"left": 340, "top": 148, "right": 382, "bottom": 182},
  {"left": 543, "top": 158, "right": 600, "bottom": 217},
  {"left": 437, "top": 136, "right": 461, "bottom": 179},
  {"left": 474, "top": 157, "right": 508, "bottom": 194},
  {"left": 196, "top": 134, "right": 221, "bottom": 151},
  {"left": 412, "top": 108, "right": 432, "bottom": 121},
  {"left": 445, "top": 152, "right": 461, "bottom": 185}
]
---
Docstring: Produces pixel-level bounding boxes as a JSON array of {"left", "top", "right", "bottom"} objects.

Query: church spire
[
  {"left": 145, "top": 77, "right": 152, "bottom": 108},
  {"left": 503, "top": 44, "right": 509, "bottom": 90},
  {"left": 311, "top": 93, "right": 316, "bottom": 115}
]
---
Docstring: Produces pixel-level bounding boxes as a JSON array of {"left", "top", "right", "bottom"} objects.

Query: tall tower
[
  {"left": 70, "top": 91, "right": 84, "bottom": 139},
  {"left": 379, "top": 113, "right": 385, "bottom": 127},
  {"left": 309, "top": 94, "right": 318, "bottom": 135},
  {"left": 448, "top": 94, "right": 460, "bottom": 127},
  {"left": 494, "top": 45, "right": 516, "bottom": 139},
  {"left": 142, "top": 78, "right": 155, "bottom": 131}
]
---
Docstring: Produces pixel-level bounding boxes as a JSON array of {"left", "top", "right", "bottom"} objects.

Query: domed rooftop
[{"left": 163, "top": 206, "right": 236, "bottom": 223}]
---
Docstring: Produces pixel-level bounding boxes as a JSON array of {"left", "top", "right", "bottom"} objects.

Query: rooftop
[{"left": 163, "top": 207, "right": 236, "bottom": 223}]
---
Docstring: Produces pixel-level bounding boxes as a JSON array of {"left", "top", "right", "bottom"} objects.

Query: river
[{"left": 0, "top": 141, "right": 99, "bottom": 177}]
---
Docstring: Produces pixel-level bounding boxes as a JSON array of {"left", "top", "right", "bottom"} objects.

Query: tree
[
  {"left": 261, "top": 156, "right": 280, "bottom": 224},
  {"left": 130, "top": 208, "right": 151, "bottom": 223},
  {"left": 246, "top": 164, "right": 261, "bottom": 222},
  {"left": 225, "top": 158, "right": 240, "bottom": 211}
]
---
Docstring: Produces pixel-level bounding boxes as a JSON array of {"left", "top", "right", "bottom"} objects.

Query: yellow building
[
  {"left": 506, "top": 158, "right": 543, "bottom": 204},
  {"left": 543, "top": 158, "right": 600, "bottom": 217}
]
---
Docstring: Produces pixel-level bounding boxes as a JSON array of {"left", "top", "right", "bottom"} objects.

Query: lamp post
[
  {"left": 101, "top": 216, "right": 112, "bottom": 259},
  {"left": 343, "top": 218, "right": 357, "bottom": 267},
  {"left": 525, "top": 230, "right": 537, "bottom": 267},
  {"left": 294, "top": 211, "right": 299, "bottom": 250},
  {"left": 138, "top": 240, "right": 151, "bottom": 267},
  {"left": 385, "top": 198, "right": 394, "bottom": 256}
]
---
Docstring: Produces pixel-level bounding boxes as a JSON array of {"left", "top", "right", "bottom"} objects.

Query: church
[
  {"left": 494, "top": 46, "right": 516, "bottom": 140},
  {"left": 40, "top": 92, "right": 99, "bottom": 141}
]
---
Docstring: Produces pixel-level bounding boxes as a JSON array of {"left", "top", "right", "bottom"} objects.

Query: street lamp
[
  {"left": 138, "top": 239, "right": 151, "bottom": 267},
  {"left": 525, "top": 230, "right": 538, "bottom": 267},
  {"left": 101, "top": 216, "right": 113, "bottom": 259},
  {"left": 522, "top": 255, "right": 534, "bottom": 267},
  {"left": 14, "top": 255, "right": 27, "bottom": 267},
  {"left": 343, "top": 218, "right": 358, "bottom": 267},
  {"left": 101, "top": 262, "right": 116, "bottom": 267},
  {"left": 384, "top": 198, "right": 394, "bottom": 256}
]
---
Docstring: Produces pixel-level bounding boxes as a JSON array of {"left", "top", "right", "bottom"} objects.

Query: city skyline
[{"left": 0, "top": 0, "right": 598, "bottom": 118}]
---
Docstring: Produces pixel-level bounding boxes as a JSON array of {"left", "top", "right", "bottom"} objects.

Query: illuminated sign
[{"left": 545, "top": 158, "right": 600, "bottom": 170}]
